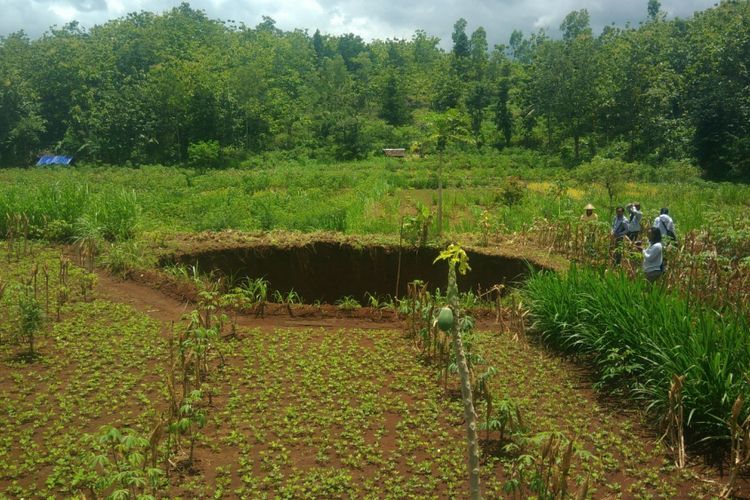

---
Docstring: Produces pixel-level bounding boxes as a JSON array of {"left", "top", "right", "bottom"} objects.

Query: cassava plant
[
  {"left": 219, "top": 290, "right": 247, "bottom": 337},
  {"left": 483, "top": 396, "right": 522, "bottom": 442},
  {"left": 56, "top": 286, "right": 70, "bottom": 322},
  {"left": 85, "top": 426, "right": 166, "bottom": 499},
  {"left": 169, "top": 389, "right": 206, "bottom": 467},
  {"left": 473, "top": 366, "right": 498, "bottom": 440},
  {"left": 504, "top": 432, "right": 587, "bottom": 500},
  {"left": 79, "top": 272, "right": 98, "bottom": 302},
  {"left": 17, "top": 284, "right": 44, "bottom": 359}
]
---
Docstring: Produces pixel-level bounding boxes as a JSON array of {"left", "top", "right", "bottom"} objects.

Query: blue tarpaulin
[{"left": 36, "top": 155, "right": 73, "bottom": 166}]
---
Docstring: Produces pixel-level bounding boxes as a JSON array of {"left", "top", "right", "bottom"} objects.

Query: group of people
[{"left": 580, "top": 202, "right": 677, "bottom": 282}]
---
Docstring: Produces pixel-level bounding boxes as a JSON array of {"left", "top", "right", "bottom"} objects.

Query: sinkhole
[{"left": 162, "top": 241, "right": 543, "bottom": 304}]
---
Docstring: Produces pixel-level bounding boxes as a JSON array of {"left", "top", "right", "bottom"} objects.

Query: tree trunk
[
  {"left": 547, "top": 114, "right": 552, "bottom": 151},
  {"left": 437, "top": 151, "right": 444, "bottom": 236},
  {"left": 447, "top": 265, "right": 481, "bottom": 499}
]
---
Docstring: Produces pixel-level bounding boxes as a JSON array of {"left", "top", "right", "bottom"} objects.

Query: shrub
[
  {"left": 188, "top": 140, "right": 221, "bottom": 172},
  {"left": 498, "top": 176, "right": 526, "bottom": 207}
]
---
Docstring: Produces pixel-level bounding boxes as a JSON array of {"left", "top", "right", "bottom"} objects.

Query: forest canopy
[{"left": 0, "top": 0, "right": 748, "bottom": 179}]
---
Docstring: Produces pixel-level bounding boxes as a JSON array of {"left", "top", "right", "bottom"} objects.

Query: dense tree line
[{"left": 0, "top": 1, "right": 748, "bottom": 179}]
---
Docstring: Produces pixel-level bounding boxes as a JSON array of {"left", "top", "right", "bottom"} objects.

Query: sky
[{"left": 1, "top": 0, "right": 718, "bottom": 47}]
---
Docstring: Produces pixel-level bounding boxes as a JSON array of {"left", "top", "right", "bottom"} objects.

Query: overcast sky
[{"left": 2, "top": 0, "right": 717, "bottom": 48}]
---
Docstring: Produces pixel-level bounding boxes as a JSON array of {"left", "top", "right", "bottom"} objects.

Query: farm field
[
  {"left": 1, "top": 155, "right": 749, "bottom": 240},
  {"left": 4, "top": 1, "right": 750, "bottom": 496},
  {"left": 0, "top": 246, "right": 723, "bottom": 498},
  {"left": 1, "top": 156, "right": 749, "bottom": 498}
]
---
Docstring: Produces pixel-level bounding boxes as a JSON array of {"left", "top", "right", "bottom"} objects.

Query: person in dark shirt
[{"left": 611, "top": 206, "right": 629, "bottom": 265}]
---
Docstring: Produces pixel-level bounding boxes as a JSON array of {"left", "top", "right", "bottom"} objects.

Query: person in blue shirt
[{"left": 611, "top": 206, "right": 629, "bottom": 265}]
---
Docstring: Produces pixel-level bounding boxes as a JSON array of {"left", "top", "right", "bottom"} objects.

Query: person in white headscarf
[{"left": 626, "top": 202, "right": 642, "bottom": 242}]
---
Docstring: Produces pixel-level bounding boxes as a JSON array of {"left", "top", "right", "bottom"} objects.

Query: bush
[
  {"left": 188, "top": 140, "right": 221, "bottom": 172},
  {"left": 498, "top": 176, "right": 526, "bottom": 207}
]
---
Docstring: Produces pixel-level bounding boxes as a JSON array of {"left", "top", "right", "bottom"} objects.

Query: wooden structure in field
[{"left": 383, "top": 148, "right": 406, "bottom": 158}]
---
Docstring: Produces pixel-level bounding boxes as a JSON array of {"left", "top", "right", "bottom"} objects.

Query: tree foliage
[{"left": 0, "top": 1, "right": 748, "bottom": 179}]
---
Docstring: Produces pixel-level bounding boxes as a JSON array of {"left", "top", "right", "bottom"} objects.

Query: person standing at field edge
[
  {"left": 637, "top": 227, "right": 664, "bottom": 282},
  {"left": 626, "top": 202, "right": 643, "bottom": 242},
  {"left": 580, "top": 203, "right": 598, "bottom": 222},
  {"left": 611, "top": 206, "right": 629, "bottom": 265},
  {"left": 653, "top": 207, "right": 677, "bottom": 243},
  {"left": 580, "top": 203, "right": 598, "bottom": 257}
]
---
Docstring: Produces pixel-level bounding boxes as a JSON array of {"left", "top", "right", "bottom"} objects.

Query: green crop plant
[
  {"left": 85, "top": 426, "right": 165, "bottom": 498},
  {"left": 196, "top": 289, "right": 221, "bottom": 330},
  {"left": 273, "top": 289, "right": 302, "bottom": 317},
  {"left": 478, "top": 209, "right": 492, "bottom": 247},
  {"left": 55, "top": 285, "right": 70, "bottom": 322},
  {"left": 219, "top": 290, "right": 247, "bottom": 336},
  {"left": 473, "top": 366, "right": 498, "bottom": 440},
  {"left": 503, "top": 432, "right": 587, "bottom": 500},
  {"left": 16, "top": 284, "right": 44, "bottom": 359},
  {"left": 238, "top": 277, "right": 269, "bottom": 318},
  {"left": 402, "top": 203, "right": 432, "bottom": 247},
  {"left": 169, "top": 389, "right": 206, "bottom": 467},
  {"left": 524, "top": 265, "right": 750, "bottom": 446},
  {"left": 365, "top": 292, "right": 388, "bottom": 320},
  {"left": 336, "top": 296, "right": 361, "bottom": 313},
  {"left": 78, "top": 273, "right": 98, "bottom": 302},
  {"left": 459, "top": 290, "right": 480, "bottom": 310},
  {"left": 483, "top": 396, "right": 523, "bottom": 442},
  {"left": 433, "top": 243, "right": 481, "bottom": 500},
  {"left": 180, "top": 310, "right": 223, "bottom": 389}
]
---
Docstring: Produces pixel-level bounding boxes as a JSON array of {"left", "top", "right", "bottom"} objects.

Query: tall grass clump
[
  {"left": 523, "top": 266, "right": 750, "bottom": 445},
  {"left": 0, "top": 178, "right": 139, "bottom": 242},
  {"left": 86, "top": 188, "right": 140, "bottom": 241}
]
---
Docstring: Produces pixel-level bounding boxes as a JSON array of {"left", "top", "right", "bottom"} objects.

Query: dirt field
[{"left": 0, "top": 241, "right": 740, "bottom": 498}]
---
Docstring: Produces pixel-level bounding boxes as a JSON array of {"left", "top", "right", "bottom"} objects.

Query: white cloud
[
  {"left": 48, "top": 3, "right": 79, "bottom": 22},
  {"left": 0, "top": 0, "right": 718, "bottom": 47}
]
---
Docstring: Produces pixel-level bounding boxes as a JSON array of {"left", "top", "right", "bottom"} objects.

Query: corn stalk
[
  {"left": 660, "top": 374, "right": 686, "bottom": 468},
  {"left": 720, "top": 394, "right": 750, "bottom": 498}
]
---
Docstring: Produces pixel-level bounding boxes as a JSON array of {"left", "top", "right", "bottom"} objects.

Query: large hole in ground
[{"left": 164, "top": 242, "right": 543, "bottom": 304}]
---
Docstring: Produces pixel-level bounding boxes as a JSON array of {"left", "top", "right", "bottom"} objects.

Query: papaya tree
[{"left": 434, "top": 244, "right": 481, "bottom": 499}]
